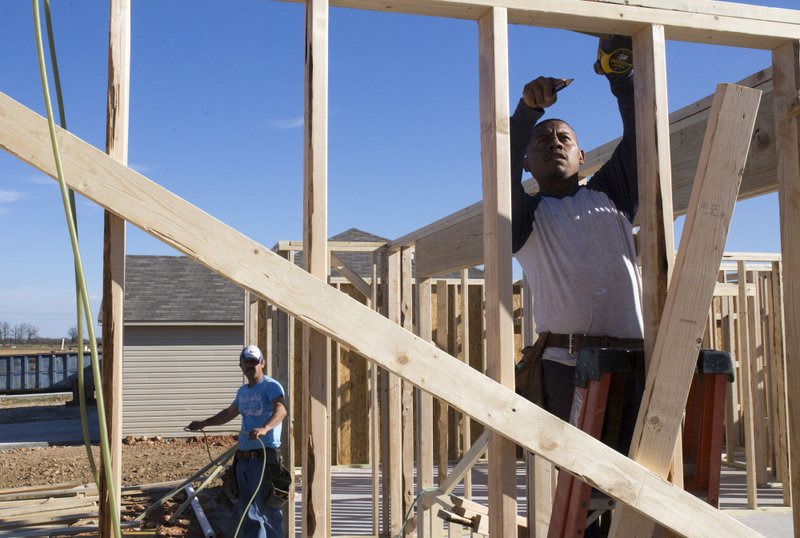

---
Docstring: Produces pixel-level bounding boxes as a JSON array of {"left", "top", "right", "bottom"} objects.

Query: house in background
[
  {"left": 120, "top": 228, "right": 390, "bottom": 438},
  {"left": 122, "top": 255, "right": 245, "bottom": 437}
]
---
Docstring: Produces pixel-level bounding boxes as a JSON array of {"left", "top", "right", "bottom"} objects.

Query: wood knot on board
[
  {"left": 647, "top": 416, "right": 661, "bottom": 432},
  {"left": 396, "top": 353, "right": 410, "bottom": 365}
]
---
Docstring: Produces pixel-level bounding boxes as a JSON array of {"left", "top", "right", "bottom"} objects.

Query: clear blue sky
[{"left": 0, "top": 1, "right": 793, "bottom": 337}]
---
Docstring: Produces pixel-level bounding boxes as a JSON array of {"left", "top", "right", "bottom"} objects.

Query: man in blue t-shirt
[{"left": 188, "top": 344, "right": 287, "bottom": 538}]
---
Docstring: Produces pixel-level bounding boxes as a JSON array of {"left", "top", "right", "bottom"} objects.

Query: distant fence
[{"left": 0, "top": 352, "right": 100, "bottom": 393}]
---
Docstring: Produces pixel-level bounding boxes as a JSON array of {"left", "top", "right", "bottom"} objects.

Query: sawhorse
[{"left": 683, "top": 349, "right": 734, "bottom": 507}]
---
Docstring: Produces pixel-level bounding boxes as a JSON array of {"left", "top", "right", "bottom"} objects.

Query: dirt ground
[{"left": 0, "top": 395, "right": 243, "bottom": 537}]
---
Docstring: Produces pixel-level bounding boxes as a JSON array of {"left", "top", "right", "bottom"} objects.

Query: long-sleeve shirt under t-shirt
[{"left": 510, "top": 73, "right": 643, "bottom": 366}]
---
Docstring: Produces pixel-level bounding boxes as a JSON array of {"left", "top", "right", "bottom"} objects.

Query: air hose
[
  {"left": 233, "top": 436, "right": 268, "bottom": 538},
  {"left": 31, "top": 1, "right": 121, "bottom": 536},
  {"left": 40, "top": 0, "right": 98, "bottom": 486}
]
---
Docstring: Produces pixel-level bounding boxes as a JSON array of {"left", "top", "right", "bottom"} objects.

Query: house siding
[{"left": 123, "top": 326, "right": 244, "bottom": 437}]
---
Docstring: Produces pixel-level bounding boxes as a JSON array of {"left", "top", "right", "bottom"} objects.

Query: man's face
[
  {"left": 527, "top": 120, "right": 584, "bottom": 192},
  {"left": 240, "top": 358, "right": 264, "bottom": 381}
]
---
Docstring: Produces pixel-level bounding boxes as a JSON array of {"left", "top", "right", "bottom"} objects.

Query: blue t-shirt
[{"left": 232, "top": 375, "right": 285, "bottom": 450}]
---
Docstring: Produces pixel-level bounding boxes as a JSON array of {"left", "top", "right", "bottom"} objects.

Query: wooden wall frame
[{"left": 2, "top": 1, "right": 799, "bottom": 536}]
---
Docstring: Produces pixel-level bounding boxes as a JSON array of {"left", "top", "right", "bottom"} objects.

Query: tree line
[{"left": 0, "top": 321, "right": 40, "bottom": 343}]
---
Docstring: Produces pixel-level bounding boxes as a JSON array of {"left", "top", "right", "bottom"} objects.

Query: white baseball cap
[{"left": 239, "top": 344, "right": 263, "bottom": 362}]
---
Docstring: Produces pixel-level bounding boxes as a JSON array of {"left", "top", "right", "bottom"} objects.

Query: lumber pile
[{"left": 0, "top": 481, "right": 179, "bottom": 537}]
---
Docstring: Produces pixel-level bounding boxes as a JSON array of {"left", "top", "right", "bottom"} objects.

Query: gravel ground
[{"left": 0, "top": 395, "right": 242, "bottom": 537}]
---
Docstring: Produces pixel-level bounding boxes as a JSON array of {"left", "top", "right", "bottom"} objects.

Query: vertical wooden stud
[
  {"left": 459, "top": 269, "right": 472, "bottom": 499},
  {"left": 275, "top": 251, "right": 296, "bottom": 538},
  {"left": 100, "top": 1, "right": 129, "bottom": 535},
  {"left": 385, "top": 249, "right": 403, "bottom": 535},
  {"left": 302, "top": 0, "right": 331, "bottom": 534},
  {"left": 435, "top": 280, "right": 449, "bottom": 486},
  {"left": 634, "top": 24, "right": 675, "bottom": 373},
  {"left": 770, "top": 262, "right": 791, "bottom": 504},
  {"left": 738, "top": 261, "right": 759, "bottom": 508},
  {"left": 401, "top": 247, "right": 415, "bottom": 533},
  {"left": 370, "top": 250, "right": 381, "bottom": 535},
  {"left": 416, "top": 277, "right": 439, "bottom": 537},
  {"left": 772, "top": 40, "right": 800, "bottom": 525},
  {"left": 748, "top": 271, "right": 768, "bottom": 485},
  {"left": 477, "top": 8, "right": 516, "bottom": 537}
]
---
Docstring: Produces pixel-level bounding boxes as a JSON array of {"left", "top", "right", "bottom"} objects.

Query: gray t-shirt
[
  {"left": 514, "top": 187, "right": 644, "bottom": 365},
  {"left": 510, "top": 71, "right": 641, "bottom": 366}
]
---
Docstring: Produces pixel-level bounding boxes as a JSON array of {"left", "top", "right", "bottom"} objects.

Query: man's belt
[
  {"left": 544, "top": 333, "right": 644, "bottom": 356},
  {"left": 235, "top": 448, "right": 279, "bottom": 461}
]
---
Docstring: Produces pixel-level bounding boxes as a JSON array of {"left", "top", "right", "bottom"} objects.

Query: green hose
[
  {"left": 31, "top": 1, "right": 120, "bottom": 536},
  {"left": 233, "top": 436, "right": 268, "bottom": 538},
  {"left": 41, "top": 0, "right": 98, "bottom": 485}
]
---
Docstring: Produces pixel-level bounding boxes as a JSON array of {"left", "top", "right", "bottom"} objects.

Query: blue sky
[{"left": 0, "top": 1, "right": 793, "bottom": 337}]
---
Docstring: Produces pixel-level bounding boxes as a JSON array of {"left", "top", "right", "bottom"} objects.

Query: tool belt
[
  {"left": 544, "top": 333, "right": 643, "bottom": 357},
  {"left": 516, "top": 332, "right": 644, "bottom": 406},
  {"left": 231, "top": 448, "right": 292, "bottom": 509}
]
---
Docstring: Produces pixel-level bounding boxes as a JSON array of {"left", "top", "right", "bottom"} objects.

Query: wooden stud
[
  {"left": 634, "top": 24, "right": 675, "bottom": 373},
  {"left": 332, "top": 286, "right": 342, "bottom": 464},
  {"left": 415, "top": 277, "right": 440, "bottom": 537},
  {"left": 477, "top": 8, "right": 516, "bottom": 538},
  {"left": 0, "top": 90, "right": 767, "bottom": 538},
  {"left": 722, "top": 294, "right": 740, "bottom": 463},
  {"left": 770, "top": 262, "right": 791, "bottom": 504},
  {"left": 302, "top": 0, "right": 331, "bottom": 534},
  {"left": 632, "top": 27, "right": 683, "bottom": 526},
  {"left": 435, "top": 280, "right": 450, "bottom": 486},
  {"left": 401, "top": 247, "right": 415, "bottom": 533},
  {"left": 772, "top": 39, "right": 800, "bottom": 526},
  {"left": 274, "top": 250, "right": 296, "bottom": 538},
  {"left": 369, "top": 250, "right": 380, "bottom": 536},
  {"left": 609, "top": 83, "right": 762, "bottom": 537},
  {"left": 459, "top": 269, "right": 472, "bottom": 499},
  {"left": 748, "top": 272, "right": 768, "bottom": 485},
  {"left": 99, "top": 1, "right": 129, "bottom": 535},
  {"left": 386, "top": 249, "right": 403, "bottom": 535},
  {"left": 737, "top": 262, "right": 760, "bottom": 508}
]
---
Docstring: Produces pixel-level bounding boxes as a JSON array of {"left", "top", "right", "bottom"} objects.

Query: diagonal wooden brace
[{"left": 609, "top": 83, "right": 763, "bottom": 536}]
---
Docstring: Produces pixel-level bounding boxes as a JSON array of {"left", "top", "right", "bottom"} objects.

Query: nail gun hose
[
  {"left": 233, "top": 437, "right": 268, "bottom": 538},
  {"left": 32, "top": 2, "right": 121, "bottom": 537}
]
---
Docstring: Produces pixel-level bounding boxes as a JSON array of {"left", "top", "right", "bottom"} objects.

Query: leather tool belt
[{"left": 545, "top": 333, "right": 644, "bottom": 357}]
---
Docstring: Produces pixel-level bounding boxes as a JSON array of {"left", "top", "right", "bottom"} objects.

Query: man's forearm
[{"left": 200, "top": 407, "right": 236, "bottom": 428}]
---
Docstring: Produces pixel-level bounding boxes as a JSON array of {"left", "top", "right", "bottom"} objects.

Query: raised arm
[
  {"left": 587, "top": 36, "right": 638, "bottom": 221},
  {"left": 510, "top": 78, "right": 559, "bottom": 253}
]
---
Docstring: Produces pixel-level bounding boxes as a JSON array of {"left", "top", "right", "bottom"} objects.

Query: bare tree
[
  {"left": 24, "top": 324, "right": 39, "bottom": 342},
  {"left": 67, "top": 326, "right": 78, "bottom": 343},
  {"left": 0, "top": 321, "right": 9, "bottom": 342},
  {"left": 12, "top": 324, "right": 25, "bottom": 343}
]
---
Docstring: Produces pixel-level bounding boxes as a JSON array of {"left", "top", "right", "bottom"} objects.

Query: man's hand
[
  {"left": 248, "top": 427, "right": 267, "bottom": 440},
  {"left": 187, "top": 420, "right": 205, "bottom": 431},
  {"left": 522, "top": 77, "right": 570, "bottom": 110}
]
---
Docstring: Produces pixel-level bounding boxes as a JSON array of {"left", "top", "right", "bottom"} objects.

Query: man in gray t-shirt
[{"left": 510, "top": 36, "right": 644, "bottom": 434}]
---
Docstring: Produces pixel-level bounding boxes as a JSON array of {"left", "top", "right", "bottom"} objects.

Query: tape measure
[{"left": 594, "top": 43, "right": 633, "bottom": 75}]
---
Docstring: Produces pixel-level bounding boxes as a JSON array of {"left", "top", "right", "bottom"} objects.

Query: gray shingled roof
[
  {"left": 290, "top": 228, "right": 485, "bottom": 280},
  {"left": 124, "top": 256, "right": 244, "bottom": 323},
  {"left": 120, "top": 228, "right": 483, "bottom": 324}
]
